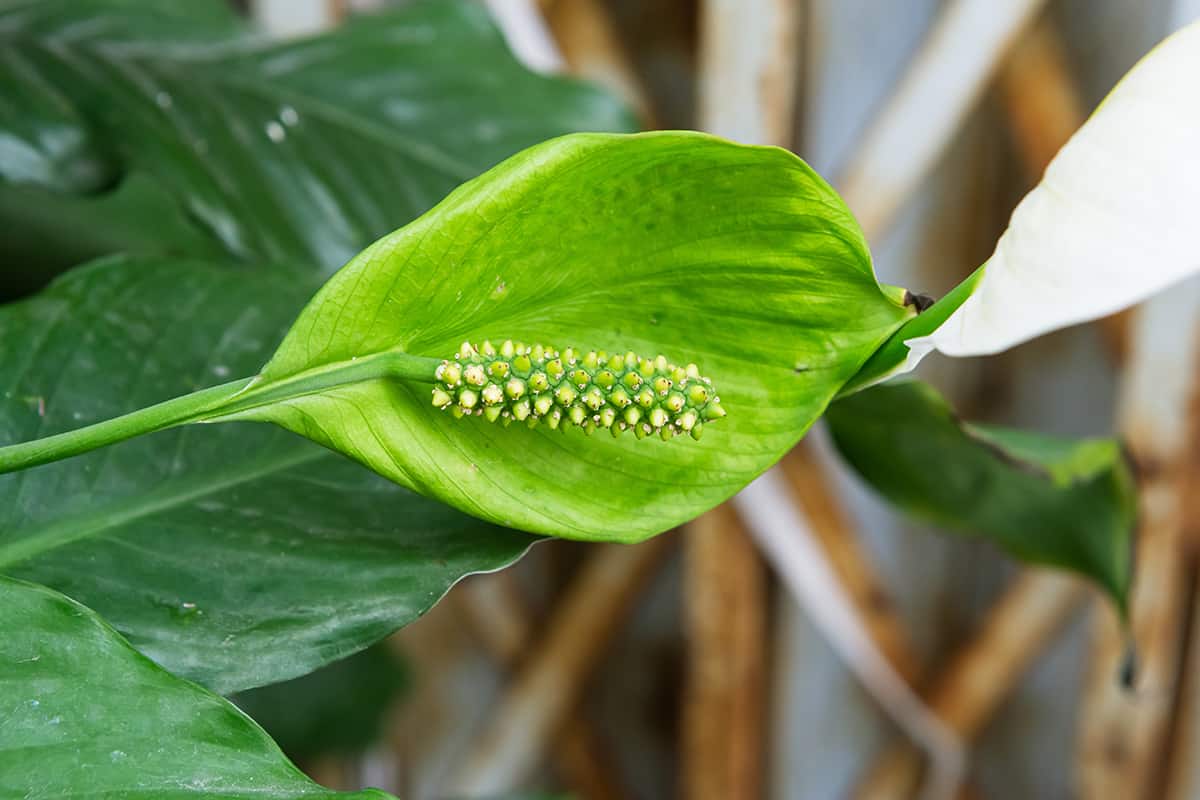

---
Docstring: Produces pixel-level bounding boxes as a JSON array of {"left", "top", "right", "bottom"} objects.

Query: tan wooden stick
[
  {"left": 836, "top": 0, "right": 1046, "bottom": 242},
  {"left": 854, "top": 572, "right": 1087, "bottom": 798},
  {"left": 536, "top": 0, "right": 655, "bottom": 125},
  {"left": 1076, "top": 282, "right": 1200, "bottom": 799},
  {"left": 1164, "top": 542, "right": 1200, "bottom": 799},
  {"left": 778, "top": 444, "right": 923, "bottom": 684},
  {"left": 448, "top": 537, "right": 674, "bottom": 796},
  {"left": 681, "top": 504, "right": 768, "bottom": 800},
  {"left": 852, "top": 19, "right": 1104, "bottom": 797},
  {"left": 456, "top": 568, "right": 630, "bottom": 800}
]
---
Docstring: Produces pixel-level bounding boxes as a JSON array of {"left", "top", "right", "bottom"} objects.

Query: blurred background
[{"left": 14, "top": 0, "right": 1200, "bottom": 798}]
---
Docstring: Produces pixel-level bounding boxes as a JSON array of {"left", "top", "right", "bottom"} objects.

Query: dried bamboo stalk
[
  {"left": 681, "top": 504, "right": 768, "bottom": 800},
  {"left": 697, "top": 0, "right": 802, "bottom": 147},
  {"left": 778, "top": 443, "right": 922, "bottom": 684},
  {"left": 735, "top": 472, "right": 967, "bottom": 800},
  {"left": 836, "top": 0, "right": 1046, "bottom": 242},
  {"left": 448, "top": 537, "right": 674, "bottom": 796},
  {"left": 1164, "top": 554, "right": 1200, "bottom": 800},
  {"left": 536, "top": 0, "right": 655, "bottom": 125},
  {"left": 852, "top": 21, "right": 1102, "bottom": 797},
  {"left": 854, "top": 572, "right": 1087, "bottom": 798},
  {"left": 456, "top": 568, "right": 629, "bottom": 800},
  {"left": 1076, "top": 282, "right": 1200, "bottom": 800}
]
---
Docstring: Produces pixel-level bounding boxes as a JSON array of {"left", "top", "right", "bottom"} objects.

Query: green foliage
[
  {"left": 0, "top": 0, "right": 634, "bottom": 290},
  {"left": 0, "top": 258, "right": 535, "bottom": 693},
  {"left": 221, "top": 131, "right": 914, "bottom": 540},
  {"left": 233, "top": 643, "right": 409, "bottom": 762},
  {"left": 825, "top": 381, "right": 1134, "bottom": 610},
  {"left": 0, "top": 575, "right": 398, "bottom": 800}
]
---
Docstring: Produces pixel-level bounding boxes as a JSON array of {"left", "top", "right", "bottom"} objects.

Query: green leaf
[
  {"left": 233, "top": 643, "right": 408, "bottom": 762},
  {"left": 0, "top": 0, "right": 634, "bottom": 279},
  {"left": 825, "top": 380, "right": 1135, "bottom": 610},
  {"left": 0, "top": 256, "right": 535, "bottom": 693},
  {"left": 223, "top": 131, "right": 914, "bottom": 541},
  {"left": 0, "top": 574, "right": 397, "bottom": 800}
]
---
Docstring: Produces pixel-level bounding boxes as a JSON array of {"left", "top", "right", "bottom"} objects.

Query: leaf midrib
[{"left": 0, "top": 442, "right": 323, "bottom": 568}]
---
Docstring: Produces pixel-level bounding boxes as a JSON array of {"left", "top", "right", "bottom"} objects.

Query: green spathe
[
  {"left": 232, "top": 131, "right": 913, "bottom": 539},
  {"left": 0, "top": 132, "right": 914, "bottom": 541}
]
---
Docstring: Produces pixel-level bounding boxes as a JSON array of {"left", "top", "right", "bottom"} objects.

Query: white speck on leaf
[
  {"left": 280, "top": 105, "right": 299, "bottom": 126},
  {"left": 155, "top": 91, "right": 173, "bottom": 109},
  {"left": 475, "top": 120, "right": 499, "bottom": 141},
  {"left": 265, "top": 121, "right": 286, "bottom": 142},
  {"left": 212, "top": 365, "right": 230, "bottom": 378}
]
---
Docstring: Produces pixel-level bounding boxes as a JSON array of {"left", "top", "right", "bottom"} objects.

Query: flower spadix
[{"left": 432, "top": 340, "right": 725, "bottom": 441}]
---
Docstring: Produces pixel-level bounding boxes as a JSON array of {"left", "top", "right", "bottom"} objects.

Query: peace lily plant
[{"left": 0, "top": 2, "right": 1196, "bottom": 797}]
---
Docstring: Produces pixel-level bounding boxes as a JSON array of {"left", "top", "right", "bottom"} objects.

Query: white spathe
[{"left": 905, "top": 19, "right": 1200, "bottom": 368}]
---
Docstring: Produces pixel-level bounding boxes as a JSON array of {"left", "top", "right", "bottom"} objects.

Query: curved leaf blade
[
  {"left": 0, "top": 575, "right": 396, "bottom": 800},
  {"left": 825, "top": 381, "right": 1134, "bottom": 610},
  {"left": 0, "top": 0, "right": 635, "bottom": 275},
  {"left": 0, "top": 257, "right": 535, "bottom": 693},
  {"left": 232, "top": 131, "right": 913, "bottom": 541}
]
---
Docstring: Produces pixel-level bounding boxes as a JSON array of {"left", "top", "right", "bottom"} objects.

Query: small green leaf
[
  {"left": 0, "top": 575, "right": 397, "bottom": 800},
  {"left": 0, "top": 257, "right": 535, "bottom": 693},
  {"left": 825, "top": 381, "right": 1134, "bottom": 610},
  {"left": 222, "top": 131, "right": 913, "bottom": 541}
]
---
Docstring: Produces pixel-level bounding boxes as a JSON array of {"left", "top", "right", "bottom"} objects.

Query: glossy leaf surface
[
  {"left": 229, "top": 132, "right": 914, "bottom": 541},
  {"left": 0, "top": 575, "right": 396, "bottom": 800},
  {"left": 826, "top": 381, "right": 1134, "bottom": 609},
  {"left": 0, "top": 0, "right": 634, "bottom": 277},
  {"left": 0, "top": 257, "right": 535, "bottom": 693}
]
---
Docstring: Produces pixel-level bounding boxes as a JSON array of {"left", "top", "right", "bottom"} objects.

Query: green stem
[
  {"left": 212, "top": 351, "right": 442, "bottom": 419},
  {"left": 0, "top": 350, "right": 443, "bottom": 475},
  {"left": 0, "top": 379, "right": 249, "bottom": 475},
  {"left": 836, "top": 264, "right": 986, "bottom": 398}
]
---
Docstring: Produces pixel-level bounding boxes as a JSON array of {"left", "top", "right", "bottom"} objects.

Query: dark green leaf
[
  {"left": 233, "top": 643, "right": 409, "bottom": 761},
  {"left": 223, "top": 132, "right": 914, "bottom": 541},
  {"left": 0, "top": 574, "right": 397, "bottom": 800},
  {"left": 0, "top": 0, "right": 634, "bottom": 280},
  {"left": 825, "top": 380, "right": 1134, "bottom": 609},
  {"left": 0, "top": 256, "right": 535, "bottom": 693}
]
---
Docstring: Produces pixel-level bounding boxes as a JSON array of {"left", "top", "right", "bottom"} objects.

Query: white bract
[{"left": 905, "top": 20, "right": 1200, "bottom": 368}]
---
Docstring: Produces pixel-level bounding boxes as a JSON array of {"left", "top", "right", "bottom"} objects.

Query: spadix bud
[{"left": 432, "top": 340, "right": 725, "bottom": 442}]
